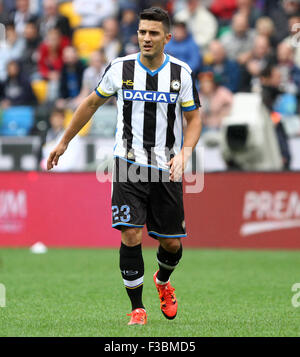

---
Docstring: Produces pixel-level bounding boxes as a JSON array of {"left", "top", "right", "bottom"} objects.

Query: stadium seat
[
  {"left": 72, "top": 28, "right": 104, "bottom": 59},
  {"left": 0, "top": 106, "right": 34, "bottom": 136},
  {"left": 58, "top": 1, "right": 82, "bottom": 28},
  {"left": 64, "top": 108, "right": 91, "bottom": 136},
  {"left": 90, "top": 105, "right": 117, "bottom": 138},
  {"left": 31, "top": 80, "right": 48, "bottom": 103}
]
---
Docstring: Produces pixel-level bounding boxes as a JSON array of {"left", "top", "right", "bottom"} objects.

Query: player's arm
[
  {"left": 47, "top": 91, "right": 107, "bottom": 170},
  {"left": 168, "top": 108, "right": 202, "bottom": 181}
]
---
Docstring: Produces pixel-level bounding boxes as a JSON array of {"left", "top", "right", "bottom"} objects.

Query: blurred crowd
[{"left": 0, "top": 0, "right": 300, "bottom": 170}]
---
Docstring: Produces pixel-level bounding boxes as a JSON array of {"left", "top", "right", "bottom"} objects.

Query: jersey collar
[{"left": 137, "top": 52, "right": 170, "bottom": 77}]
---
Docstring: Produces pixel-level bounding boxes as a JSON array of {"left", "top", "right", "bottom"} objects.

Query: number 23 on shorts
[{"left": 112, "top": 205, "right": 131, "bottom": 223}]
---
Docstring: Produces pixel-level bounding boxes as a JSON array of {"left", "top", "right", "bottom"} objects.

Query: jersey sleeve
[
  {"left": 95, "top": 63, "right": 119, "bottom": 98},
  {"left": 179, "top": 69, "right": 201, "bottom": 112}
]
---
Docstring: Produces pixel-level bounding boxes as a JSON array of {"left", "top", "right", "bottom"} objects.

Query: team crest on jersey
[
  {"left": 127, "top": 151, "right": 134, "bottom": 160},
  {"left": 123, "top": 90, "right": 178, "bottom": 104},
  {"left": 171, "top": 80, "right": 181, "bottom": 92}
]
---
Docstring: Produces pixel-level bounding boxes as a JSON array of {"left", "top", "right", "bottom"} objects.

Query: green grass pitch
[{"left": 0, "top": 247, "right": 300, "bottom": 337}]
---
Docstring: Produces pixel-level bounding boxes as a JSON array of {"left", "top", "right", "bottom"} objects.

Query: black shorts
[{"left": 111, "top": 156, "right": 186, "bottom": 239}]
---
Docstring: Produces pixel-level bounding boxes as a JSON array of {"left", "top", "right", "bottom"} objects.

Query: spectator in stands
[
  {"left": 8, "top": 0, "right": 37, "bottom": 36},
  {"left": 209, "top": 0, "right": 237, "bottom": 27},
  {"left": 0, "top": 59, "right": 36, "bottom": 109},
  {"left": 198, "top": 71, "right": 233, "bottom": 130},
  {"left": 165, "top": 20, "right": 202, "bottom": 75},
  {"left": 38, "top": 0, "right": 72, "bottom": 39},
  {"left": 220, "top": 12, "right": 256, "bottom": 64},
  {"left": 118, "top": 0, "right": 140, "bottom": 12},
  {"left": 41, "top": 107, "right": 84, "bottom": 171},
  {"left": 119, "top": 3, "right": 139, "bottom": 56},
  {"left": 37, "top": 27, "right": 69, "bottom": 81},
  {"left": 262, "top": 0, "right": 281, "bottom": 16},
  {"left": 235, "top": 0, "right": 262, "bottom": 28},
  {"left": 42, "top": 107, "right": 65, "bottom": 145},
  {"left": 57, "top": 46, "right": 85, "bottom": 109},
  {"left": 30, "top": 0, "right": 44, "bottom": 16},
  {"left": 273, "top": 41, "right": 300, "bottom": 121},
  {"left": 284, "top": 13, "right": 300, "bottom": 68},
  {"left": 260, "top": 64, "right": 292, "bottom": 169},
  {"left": 174, "top": 0, "right": 218, "bottom": 50},
  {"left": 0, "top": 0, "right": 9, "bottom": 24},
  {"left": 101, "top": 17, "right": 122, "bottom": 63},
  {"left": 72, "top": 50, "right": 107, "bottom": 107},
  {"left": 255, "top": 16, "right": 277, "bottom": 49},
  {"left": 73, "top": 0, "right": 118, "bottom": 27},
  {"left": 2, "top": 0, "right": 15, "bottom": 13},
  {"left": 21, "top": 19, "right": 41, "bottom": 80},
  {"left": 38, "top": 27, "right": 70, "bottom": 101},
  {"left": 135, "top": 0, "right": 170, "bottom": 13},
  {"left": 239, "top": 34, "right": 276, "bottom": 92},
  {"left": 267, "top": 0, "right": 300, "bottom": 45},
  {"left": 202, "top": 40, "right": 241, "bottom": 92},
  {"left": 276, "top": 40, "right": 300, "bottom": 94},
  {"left": 0, "top": 22, "right": 25, "bottom": 82}
]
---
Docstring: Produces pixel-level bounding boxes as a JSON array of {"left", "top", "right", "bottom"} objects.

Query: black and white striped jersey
[{"left": 95, "top": 52, "right": 200, "bottom": 171}]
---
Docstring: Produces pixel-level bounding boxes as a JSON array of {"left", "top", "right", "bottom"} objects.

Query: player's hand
[
  {"left": 167, "top": 149, "right": 192, "bottom": 182},
  {"left": 47, "top": 142, "right": 68, "bottom": 170},
  {"left": 167, "top": 152, "right": 183, "bottom": 182}
]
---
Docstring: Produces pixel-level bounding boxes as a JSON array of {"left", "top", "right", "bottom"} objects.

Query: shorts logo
[
  {"left": 171, "top": 80, "right": 181, "bottom": 92},
  {"left": 123, "top": 89, "right": 178, "bottom": 104}
]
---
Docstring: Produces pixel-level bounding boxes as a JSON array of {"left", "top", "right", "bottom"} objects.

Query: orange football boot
[
  {"left": 153, "top": 271, "right": 178, "bottom": 320},
  {"left": 127, "top": 308, "right": 147, "bottom": 325}
]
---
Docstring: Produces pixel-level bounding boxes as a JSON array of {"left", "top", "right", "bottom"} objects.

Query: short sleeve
[
  {"left": 179, "top": 69, "right": 201, "bottom": 112},
  {"left": 95, "top": 63, "right": 118, "bottom": 98}
]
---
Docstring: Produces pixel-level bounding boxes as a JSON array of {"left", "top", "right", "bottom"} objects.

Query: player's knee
[
  {"left": 160, "top": 238, "right": 181, "bottom": 254},
  {"left": 121, "top": 227, "right": 142, "bottom": 247}
]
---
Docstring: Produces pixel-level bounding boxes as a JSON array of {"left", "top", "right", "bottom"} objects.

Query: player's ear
[{"left": 165, "top": 32, "right": 172, "bottom": 45}]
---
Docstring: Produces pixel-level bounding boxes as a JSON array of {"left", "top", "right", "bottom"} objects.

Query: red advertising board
[
  {"left": 184, "top": 172, "right": 300, "bottom": 249},
  {"left": 0, "top": 172, "right": 299, "bottom": 249},
  {"left": 0, "top": 172, "right": 118, "bottom": 247}
]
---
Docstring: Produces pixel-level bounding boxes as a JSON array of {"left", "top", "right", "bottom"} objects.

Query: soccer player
[{"left": 47, "top": 7, "right": 202, "bottom": 325}]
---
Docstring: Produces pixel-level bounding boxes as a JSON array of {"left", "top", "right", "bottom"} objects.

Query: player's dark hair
[{"left": 139, "top": 7, "right": 171, "bottom": 33}]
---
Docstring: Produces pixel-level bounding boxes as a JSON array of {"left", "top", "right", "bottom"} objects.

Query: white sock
[{"left": 156, "top": 277, "right": 169, "bottom": 285}]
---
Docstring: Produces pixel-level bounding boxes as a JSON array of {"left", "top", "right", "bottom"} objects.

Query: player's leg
[
  {"left": 147, "top": 179, "right": 186, "bottom": 320},
  {"left": 112, "top": 157, "right": 149, "bottom": 324},
  {"left": 120, "top": 227, "right": 147, "bottom": 325},
  {"left": 152, "top": 237, "right": 182, "bottom": 320},
  {"left": 120, "top": 227, "right": 144, "bottom": 308},
  {"left": 156, "top": 237, "right": 182, "bottom": 285}
]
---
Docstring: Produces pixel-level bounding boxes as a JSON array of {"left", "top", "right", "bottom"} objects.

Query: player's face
[{"left": 138, "top": 20, "right": 171, "bottom": 59}]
